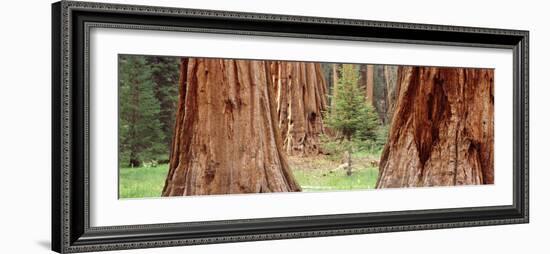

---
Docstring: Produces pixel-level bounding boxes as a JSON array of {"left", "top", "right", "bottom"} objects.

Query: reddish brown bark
[
  {"left": 270, "top": 61, "right": 328, "bottom": 156},
  {"left": 365, "top": 65, "right": 375, "bottom": 105},
  {"left": 376, "top": 66, "right": 494, "bottom": 188},
  {"left": 162, "top": 58, "right": 301, "bottom": 196}
]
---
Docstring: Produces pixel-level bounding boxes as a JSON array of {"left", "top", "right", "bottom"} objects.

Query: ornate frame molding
[{"left": 52, "top": 1, "right": 529, "bottom": 253}]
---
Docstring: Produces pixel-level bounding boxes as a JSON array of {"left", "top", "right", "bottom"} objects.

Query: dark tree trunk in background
[
  {"left": 372, "top": 66, "right": 388, "bottom": 124},
  {"left": 270, "top": 61, "right": 328, "bottom": 156},
  {"left": 129, "top": 78, "right": 140, "bottom": 167},
  {"left": 376, "top": 66, "right": 494, "bottom": 188},
  {"left": 360, "top": 65, "right": 368, "bottom": 92},
  {"left": 162, "top": 58, "right": 301, "bottom": 196},
  {"left": 331, "top": 64, "right": 340, "bottom": 109},
  {"left": 384, "top": 66, "right": 400, "bottom": 125},
  {"left": 372, "top": 65, "right": 400, "bottom": 125}
]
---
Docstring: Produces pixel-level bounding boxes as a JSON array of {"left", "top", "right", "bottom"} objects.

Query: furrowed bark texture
[
  {"left": 270, "top": 61, "right": 328, "bottom": 156},
  {"left": 376, "top": 66, "right": 494, "bottom": 188},
  {"left": 162, "top": 58, "right": 301, "bottom": 196}
]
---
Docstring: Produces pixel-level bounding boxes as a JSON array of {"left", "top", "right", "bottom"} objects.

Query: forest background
[{"left": 118, "top": 55, "right": 398, "bottom": 198}]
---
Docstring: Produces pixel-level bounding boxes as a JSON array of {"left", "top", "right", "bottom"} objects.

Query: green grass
[
  {"left": 288, "top": 149, "right": 380, "bottom": 192},
  {"left": 119, "top": 164, "right": 169, "bottom": 199},
  {"left": 293, "top": 166, "right": 378, "bottom": 192},
  {"left": 353, "top": 149, "right": 383, "bottom": 159},
  {"left": 119, "top": 151, "right": 380, "bottom": 198}
]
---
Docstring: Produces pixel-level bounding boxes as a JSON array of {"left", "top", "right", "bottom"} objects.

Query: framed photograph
[{"left": 52, "top": 1, "right": 529, "bottom": 253}]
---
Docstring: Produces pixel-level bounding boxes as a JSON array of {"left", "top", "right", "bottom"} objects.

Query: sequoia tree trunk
[
  {"left": 162, "top": 58, "right": 301, "bottom": 196},
  {"left": 365, "top": 65, "right": 375, "bottom": 105},
  {"left": 270, "top": 61, "right": 328, "bottom": 156},
  {"left": 376, "top": 66, "right": 494, "bottom": 188},
  {"left": 331, "top": 64, "right": 340, "bottom": 115}
]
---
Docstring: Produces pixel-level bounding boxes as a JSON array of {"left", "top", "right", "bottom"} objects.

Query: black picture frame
[{"left": 51, "top": 1, "right": 529, "bottom": 253}]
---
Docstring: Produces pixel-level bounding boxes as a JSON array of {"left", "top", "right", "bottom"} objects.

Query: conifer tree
[
  {"left": 147, "top": 56, "right": 180, "bottom": 159},
  {"left": 327, "top": 64, "right": 379, "bottom": 141},
  {"left": 119, "top": 55, "right": 165, "bottom": 167},
  {"left": 326, "top": 64, "right": 379, "bottom": 176}
]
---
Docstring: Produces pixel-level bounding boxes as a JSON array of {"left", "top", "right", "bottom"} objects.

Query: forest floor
[
  {"left": 289, "top": 152, "right": 379, "bottom": 192},
  {"left": 119, "top": 151, "right": 380, "bottom": 199}
]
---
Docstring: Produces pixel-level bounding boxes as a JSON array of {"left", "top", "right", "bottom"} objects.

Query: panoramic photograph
[{"left": 118, "top": 55, "right": 494, "bottom": 199}]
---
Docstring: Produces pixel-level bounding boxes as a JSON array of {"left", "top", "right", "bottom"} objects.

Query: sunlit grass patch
[
  {"left": 293, "top": 166, "right": 378, "bottom": 192},
  {"left": 119, "top": 164, "right": 169, "bottom": 199}
]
